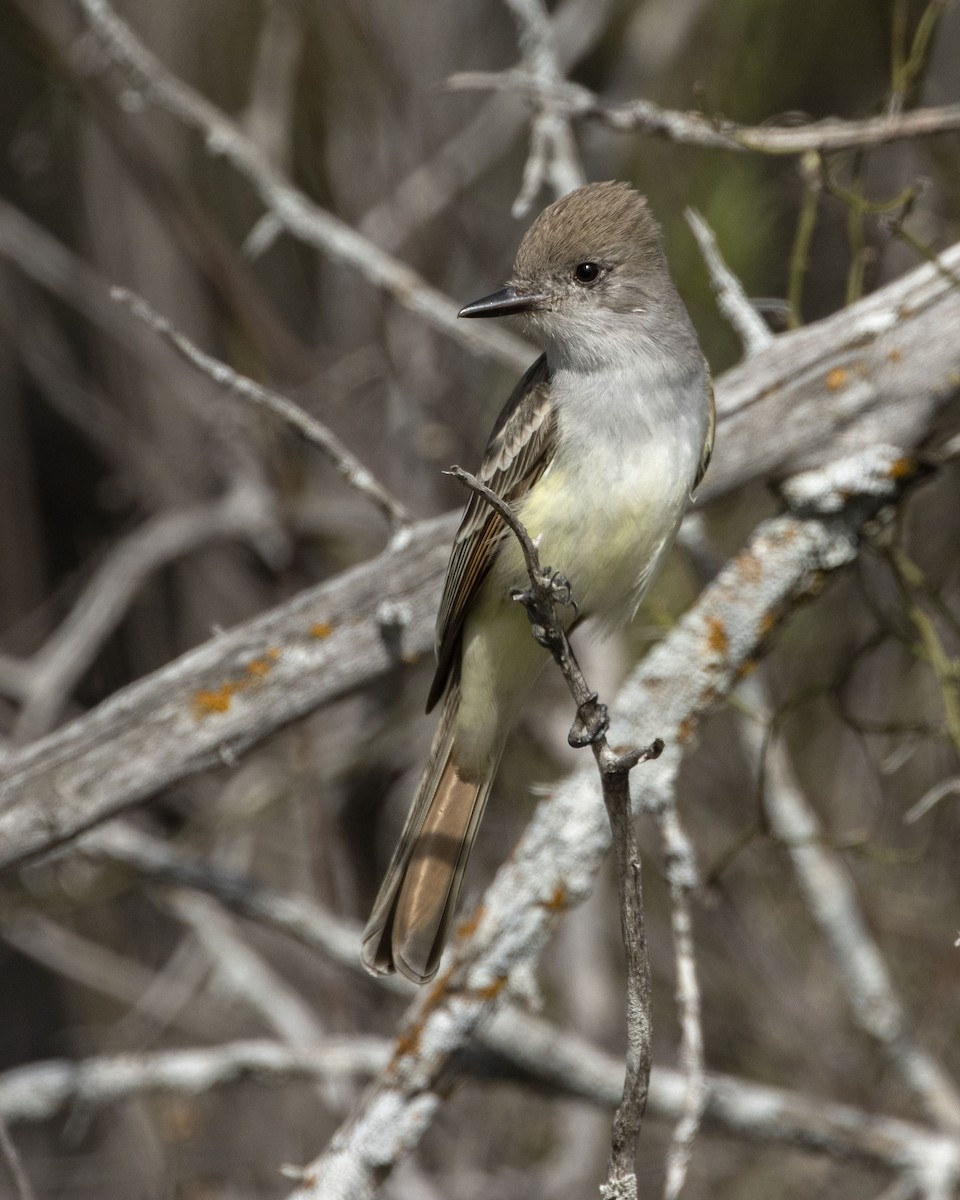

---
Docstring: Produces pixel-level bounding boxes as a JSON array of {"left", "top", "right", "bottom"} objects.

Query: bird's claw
[
  {"left": 542, "top": 568, "right": 577, "bottom": 613},
  {"left": 568, "top": 694, "right": 608, "bottom": 747}
]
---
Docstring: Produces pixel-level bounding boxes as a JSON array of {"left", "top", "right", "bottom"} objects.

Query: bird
[{"left": 362, "top": 180, "right": 714, "bottom": 984}]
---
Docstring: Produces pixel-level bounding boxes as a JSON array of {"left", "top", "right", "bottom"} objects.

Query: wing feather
[{"left": 426, "top": 354, "right": 557, "bottom": 711}]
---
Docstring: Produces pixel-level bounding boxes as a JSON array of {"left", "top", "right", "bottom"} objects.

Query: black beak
[{"left": 458, "top": 285, "right": 549, "bottom": 319}]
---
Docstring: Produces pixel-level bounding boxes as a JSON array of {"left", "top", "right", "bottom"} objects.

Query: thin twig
[
  {"left": 737, "top": 674, "right": 960, "bottom": 1133},
  {"left": 501, "top": 0, "right": 585, "bottom": 214},
  {"left": 787, "top": 153, "right": 822, "bottom": 328},
  {"left": 446, "top": 465, "right": 662, "bottom": 1196},
  {"left": 0, "top": 1116, "right": 36, "bottom": 1200},
  {"left": 447, "top": 71, "right": 960, "bottom": 155},
  {"left": 685, "top": 208, "right": 772, "bottom": 357},
  {"left": 11, "top": 480, "right": 281, "bottom": 743},
  {"left": 73, "top": 0, "right": 533, "bottom": 374},
  {"left": 652, "top": 803, "right": 706, "bottom": 1200},
  {"left": 113, "top": 286, "right": 411, "bottom": 534}
]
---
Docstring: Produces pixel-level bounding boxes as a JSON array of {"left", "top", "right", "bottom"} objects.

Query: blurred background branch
[{"left": 0, "top": 0, "right": 957, "bottom": 1196}]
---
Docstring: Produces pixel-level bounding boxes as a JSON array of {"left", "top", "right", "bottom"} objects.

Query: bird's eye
[{"left": 573, "top": 262, "right": 601, "bottom": 284}]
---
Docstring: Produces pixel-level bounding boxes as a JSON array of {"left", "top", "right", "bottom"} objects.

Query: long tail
[{"left": 361, "top": 686, "right": 495, "bottom": 984}]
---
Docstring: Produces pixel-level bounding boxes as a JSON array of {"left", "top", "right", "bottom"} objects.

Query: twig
[
  {"left": 904, "top": 775, "right": 960, "bottom": 824},
  {"left": 289, "top": 447, "right": 929, "bottom": 1200},
  {"left": 447, "top": 465, "right": 660, "bottom": 1194},
  {"left": 787, "top": 152, "right": 823, "bottom": 328},
  {"left": 737, "top": 673, "right": 960, "bottom": 1133},
  {"left": 1, "top": 1033, "right": 958, "bottom": 1187},
  {"left": 73, "top": 0, "right": 533, "bottom": 374},
  {"left": 113, "top": 286, "right": 411, "bottom": 534},
  {"left": 72, "top": 819, "right": 960, "bottom": 1188},
  {"left": 358, "top": 0, "right": 612, "bottom": 250},
  {"left": 0, "top": 1039, "right": 389, "bottom": 1126},
  {"left": 447, "top": 71, "right": 960, "bottom": 155},
  {"left": 0, "top": 1116, "right": 36, "bottom": 1200},
  {"left": 0, "top": 512, "right": 457, "bottom": 870},
  {"left": 685, "top": 208, "right": 772, "bottom": 357},
  {"left": 240, "top": 0, "right": 302, "bottom": 173},
  {"left": 501, "top": 0, "right": 585, "bottom": 215},
  {"left": 652, "top": 803, "right": 706, "bottom": 1200},
  {"left": 11, "top": 479, "right": 281, "bottom": 742},
  {"left": 1, "top": 236, "right": 959, "bottom": 868}
]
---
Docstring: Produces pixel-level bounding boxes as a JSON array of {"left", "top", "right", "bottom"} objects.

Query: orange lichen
[
  {"left": 191, "top": 648, "right": 281, "bottom": 720},
  {"left": 888, "top": 457, "right": 916, "bottom": 480},
  {"left": 825, "top": 367, "right": 849, "bottom": 391},
  {"left": 310, "top": 621, "right": 334, "bottom": 639},
  {"left": 734, "top": 549, "right": 763, "bottom": 584},
  {"left": 191, "top": 684, "right": 238, "bottom": 717},
  {"left": 541, "top": 885, "right": 568, "bottom": 912},
  {"left": 456, "top": 907, "right": 485, "bottom": 941},
  {"left": 392, "top": 1026, "right": 421, "bottom": 1061},
  {"left": 705, "top": 617, "right": 728, "bottom": 656},
  {"left": 475, "top": 975, "right": 508, "bottom": 1001}
]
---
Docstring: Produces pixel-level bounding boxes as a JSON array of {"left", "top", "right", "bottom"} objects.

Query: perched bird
[{"left": 362, "top": 181, "right": 714, "bottom": 984}]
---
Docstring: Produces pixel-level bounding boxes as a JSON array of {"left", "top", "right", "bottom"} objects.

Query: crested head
[
  {"left": 513, "top": 181, "right": 663, "bottom": 286},
  {"left": 504, "top": 182, "right": 691, "bottom": 369},
  {"left": 457, "top": 181, "right": 699, "bottom": 372},
  {"left": 512, "top": 181, "right": 671, "bottom": 316}
]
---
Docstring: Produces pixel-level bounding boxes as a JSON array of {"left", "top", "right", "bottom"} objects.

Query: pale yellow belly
[{"left": 452, "top": 459, "right": 687, "bottom": 775}]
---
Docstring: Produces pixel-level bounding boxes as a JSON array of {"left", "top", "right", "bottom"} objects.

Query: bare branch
[
  {"left": 483, "top": 1012, "right": 960, "bottom": 1187},
  {"left": 449, "top": 464, "right": 660, "bottom": 1194},
  {"left": 2, "top": 1029, "right": 958, "bottom": 1189},
  {"left": 698, "top": 238, "right": 960, "bottom": 504},
  {"left": 290, "top": 445, "right": 930, "bottom": 1198},
  {"left": 0, "top": 1117, "right": 36, "bottom": 1200},
  {"left": 9, "top": 480, "right": 282, "bottom": 742},
  {"left": 73, "top": 0, "right": 533, "bottom": 373},
  {"left": 501, "top": 0, "right": 585, "bottom": 214},
  {"left": 650, "top": 802, "right": 706, "bottom": 1200},
  {"left": 0, "top": 1038, "right": 389, "bottom": 1126},
  {"left": 685, "top": 208, "right": 773, "bottom": 358},
  {"left": 0, "top": 235, "right": 957, "bottom": 869},
  {"left": 447, "top": 71, "right": 960, "bottom": 156},
  {"left": 0, "top": 512, "right": 454, "bottom": 870},
  {"left": 737, "top": 675, "right": 960, "bottom": 1134},
  {"left": 113, "top": 287, "right": 411, "bottom": 534}
]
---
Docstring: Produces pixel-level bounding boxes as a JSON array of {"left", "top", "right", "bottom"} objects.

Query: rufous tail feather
[{"left": 361, "top": 686, "right": 496, "bottom": 983}]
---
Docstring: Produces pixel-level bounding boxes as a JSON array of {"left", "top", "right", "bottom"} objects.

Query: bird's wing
[
  {"left": 426, "top": 354, "right": 558, "bottom": 712},
  {"left": 694, "top": 373, "right": 715, "bottom": 492}
]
